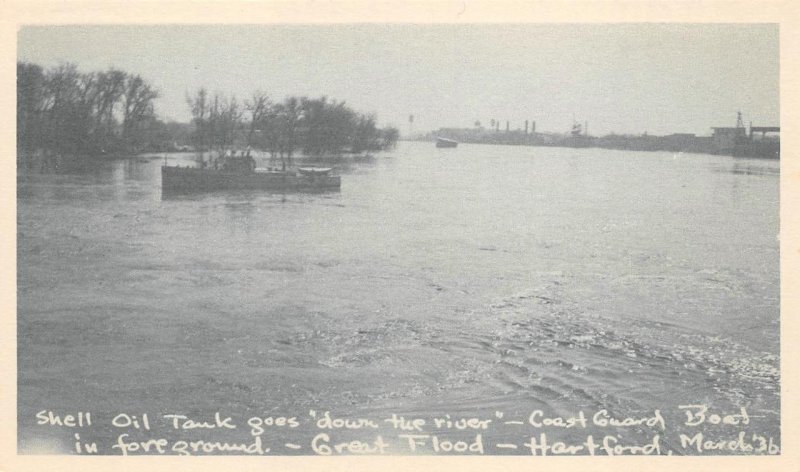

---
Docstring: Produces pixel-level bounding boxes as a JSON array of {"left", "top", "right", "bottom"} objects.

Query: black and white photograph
[{"left": 11, "top": 9, "right": 789, "bottom": 464}]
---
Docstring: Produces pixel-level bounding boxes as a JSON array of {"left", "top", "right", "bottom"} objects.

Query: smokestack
[
  {"left": 532, "top": 121, "right": 536, "bottom": 133},
  {"left": 525, "top": 120, "right": 529, "bottom": 134},
  {"left": 506, "top": 121, "right": 509, "bottom": 132}
]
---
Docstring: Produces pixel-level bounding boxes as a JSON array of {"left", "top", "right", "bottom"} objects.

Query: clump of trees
[
  {"left": 187, "top": 89, "right": 399, "bottom": 164},
  {"left": 17, "top": 61, "right": 160, "bottom": 170},
  {"left": 17, "top": 62, "right": 400, "bottom": 172}
]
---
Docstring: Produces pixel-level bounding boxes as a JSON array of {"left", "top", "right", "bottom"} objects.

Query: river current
[{"left": 17, "top": 141, "right": 780, "bottom": 454}]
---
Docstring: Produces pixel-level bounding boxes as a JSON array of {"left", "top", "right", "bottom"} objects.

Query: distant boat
[{"left": 436, "top": 137, "right": 458, "bottom": 148}]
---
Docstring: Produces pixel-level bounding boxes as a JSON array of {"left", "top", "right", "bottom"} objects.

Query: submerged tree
[
  {"left": 187, "top": 87, "right": 400, "bottom": 162},
  {"left": 187, "top": 89, "right": 244, "bottom": 161},
  {"left": 245, "top": 91, "right": 270, "bottom": 150},
  {"left": 17, "top": 61, "right": 160, "bottom": 169},
  {"left": 122, "top": 74, "right": 159, "bottom": 152},
  {"left": 378, "top": 126, "right": 400, "bottom": 150},
  {"left": 17, "top": 62, "right": 46, "bottom": 162},
  {"left": 187, "top": 87, "right": 209, "bottom": 153}
]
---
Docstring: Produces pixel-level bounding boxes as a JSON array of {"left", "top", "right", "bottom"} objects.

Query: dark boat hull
[
  {"left": 436, "top": 138, "right": 458, "bottom": 148},
  {"left": 161, "top": 166, "right": 341, "bottom": 193}
]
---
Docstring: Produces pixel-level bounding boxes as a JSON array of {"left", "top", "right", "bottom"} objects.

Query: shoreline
[{"left": 406, "top": 137, "right": 780, "bottom": 160}]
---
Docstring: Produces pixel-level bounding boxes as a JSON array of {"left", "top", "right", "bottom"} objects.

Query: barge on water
[{"left": 161, "top": 156, "right": 340, "bottom": 194}]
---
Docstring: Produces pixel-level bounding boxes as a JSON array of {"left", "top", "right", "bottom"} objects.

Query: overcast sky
[{"left": 18, "top": 24, "right": 778, "bottom": 136}]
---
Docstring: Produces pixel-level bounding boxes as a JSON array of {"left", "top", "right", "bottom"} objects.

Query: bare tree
[
  {"left": 185, "top": 87, "right": 399, "bottom": 168},
  {"left": 187, "top": 87, "right": 209, "bottom": 159},
  {"left": 245, "top": 91, "right": 270, "bottom": 149},
  {"left": 122, "top": 74, "right": 159, "bottom": 152}
]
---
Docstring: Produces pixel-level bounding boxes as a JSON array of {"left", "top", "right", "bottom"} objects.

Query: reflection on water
[
  {"left": 17, "top": 143, "right": 779, "bottom": 454},
  {"left": 710, "top": 161, "right": 780, "bottom": 177}
]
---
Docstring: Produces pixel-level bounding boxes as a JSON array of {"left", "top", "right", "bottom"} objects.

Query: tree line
[
  {"left": 17, "top": 61, "right": 400, "bottom": 171},
  {"left": 17, "top": 62, "right": 162, "bottom": 169},
  {"left": 187, "top": 89, "right": 399, "bottom": 164}
]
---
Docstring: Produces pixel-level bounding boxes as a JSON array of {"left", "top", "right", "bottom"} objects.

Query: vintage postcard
[{"left": 2, "top": 1, "right": 798, "bottom": 471}]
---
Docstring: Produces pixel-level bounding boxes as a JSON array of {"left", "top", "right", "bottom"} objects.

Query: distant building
[
  {"left": 661, "top": 133, "right": 699, "bottom": 152},
  {"left": 711, "top": 127, "right": 747, "bottom": 153}
]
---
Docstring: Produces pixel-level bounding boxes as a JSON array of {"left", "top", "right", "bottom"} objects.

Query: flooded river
[{"left": 18, "top": 141, "right": 779, "bottom": 455}]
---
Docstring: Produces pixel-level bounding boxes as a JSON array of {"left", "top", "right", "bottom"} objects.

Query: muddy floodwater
[{"left": 17, "top": 141, "right": 779, "bottom": 455}]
